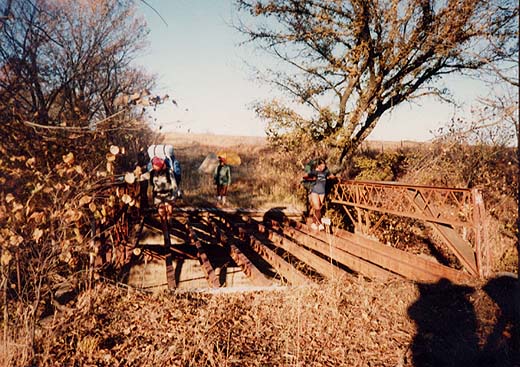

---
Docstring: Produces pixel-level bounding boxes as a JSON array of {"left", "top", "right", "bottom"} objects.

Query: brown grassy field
[
  {"left": 161, "top": 132, "right": 306, "bottom": 211},
  {"left": 2, "top": 133, "right": 518, "bottom": 367}
]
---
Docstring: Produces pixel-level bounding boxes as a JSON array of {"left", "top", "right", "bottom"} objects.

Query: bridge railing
[{"left": 329, "top": 180, "right": 490, "bottom": 278}]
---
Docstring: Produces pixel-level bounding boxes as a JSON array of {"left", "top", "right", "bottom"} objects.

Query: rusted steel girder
[
  {"left": 160, "top": 217, "right": 176, "bottom": 290},
  {"left": 211, "top": 212, "right": 310, "bottom": 285},
  {"left": 283, "top": 224, "right": 397, "bottom": 281},
  {"left": 184, "top": 219, "right": 220, "bottom": 288},
  {"left": 297, "top": 223, "right": 472, "bottom": 284},
  {"left": 247, "top": 235, "right": 309, "bottom": 286},
  {"left": 329, "top": 180, "right": 489, "bottom": 278},
  {"left": 169, "top": 207, "right": 303, "bottom": 219},
  {"left": 257, "top": 224, "right": 351, "bottom": 281},
  {"left": 208, "top": 219, "right": 272, "bottom": 287}
]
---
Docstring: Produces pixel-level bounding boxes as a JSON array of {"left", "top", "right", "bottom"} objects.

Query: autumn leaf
[
  {"left": 31, "top": 183, "right": 44, "bottom": 195},
  {"left": 1, "top": 250, "right": 12, "bottom": 266},
  {"left": 33, "top": 228, "right": 44, "bottom": 243},
  {"left": 28, "top": 211, "right": 46, "bottom": 224},
  {"left": 65, "top": 209, "right": 82, "bottom": 223},
  {"left": 26, "top": 157, "right": 36, "bottom": 168},
  {"left": 9, "top": 235, "right": 23, "bottom": 247},
  {"left": 121, "top": 194, "right": 132, "bottom": 204},
  {"left": 74, "top": 165, "right": 85, "bottom": 175},
  {"left": 89, "top": 202, "right": 97, "bottom": 212},
  {"left": 63, "top": 152, "right": 75, "bottom": 165},
  {"left": 79, "top": 195, "right": 92, "bottom": 206},
  {"left": 6, "top": 193, "right": 14, "bottom": 203},
  {"left": 124, "top": 172, "right": 135, "bottom": 184},
  {"left": 106, "top": 161, "right": 114, "bottom": 174},
  {"left": 59, "top": 251, "right": 72, "bottom": 263},
  {"left": 74, "top": 228, "right": 83, "bottom": 243},
  {"left": 106, "top": 153, "right": 116, "bottom": 162},
  {"left": 109, "top": 145, "right": 120, "bottom": 155},
  {"left": 12, "top": 202, "right": 23, "bottom": 212}
]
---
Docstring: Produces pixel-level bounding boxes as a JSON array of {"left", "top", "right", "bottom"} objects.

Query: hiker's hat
[{"left": 152, "top": 156, "right": 165, "bottom": 169}]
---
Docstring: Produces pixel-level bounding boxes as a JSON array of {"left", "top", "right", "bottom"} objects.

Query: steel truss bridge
[{"left": 94, "top": 180, "right": 490, "bottom": 290}]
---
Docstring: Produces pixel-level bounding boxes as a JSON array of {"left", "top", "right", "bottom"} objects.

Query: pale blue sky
[{"left": 136, "top": 0, "right": 487, "bottom": 141}]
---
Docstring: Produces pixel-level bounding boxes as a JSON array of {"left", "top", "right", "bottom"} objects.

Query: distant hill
[
  {"left": 163, "top": 132, "right": 267, "bottom": 148},
  {"left": 164, "top": 132, "right": 426, "bottom": 151}
]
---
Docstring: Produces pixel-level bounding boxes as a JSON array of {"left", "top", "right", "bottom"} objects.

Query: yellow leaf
[
  {"left": 74, "top": 228, "right": 83, "bottom": 243},
  {"left": 26, "top": 157, "right": 36, "bottom": 168},
  {"left": 121, "top": 194, "right": 132, "bottom": 204},
  {"left": 28, "top": 211, "right": 46, "bottom": 224},
  {"left": 1, "top": 251, "right": 12, "bottom": 266},
  {"left": 6, "top": 193, "right": 14, "bottom": 203},
  {"left": 62, "top": 152, "right": 75, "bottom": 165},
  {"left": 33, "top": 228, "right": 43, "bottom": 243},
  {"left": 9, "top": 235, "right": 23, "bottom": 246},
  {"left": 124, "top": 172, "right": 135, "bottom": 184},
  {"left": 31, "top": 183, "right": 43, "bottom": 195},
  {"left": 109, "top": 145, "right": 120, "bottom": 155},
  {"left": 106, "top": 161, "right": 114, "bottom": 174},
  {"left": 65, "top": 209, "right": 82, "bottom": 223},
  {"left": 106, "top": 153, "right": 116, "bottom": 162},
  {"left": 12, "top": 202, "right": 23, "bottom": 212},
  {"left": 59, "top": 251, "right": 72, "bottom": 263},
  {"left": 79, "top": 195, "right": 92, "bottom": 206},
  {"left": 74, "top": 165, "right": 85, "bottom": 175},
  {"left": 89, "top": 202, "right": 97, "bottom": 212}
]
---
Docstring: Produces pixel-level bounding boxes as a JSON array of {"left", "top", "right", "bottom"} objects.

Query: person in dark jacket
[
  {"left": 302, "top": 158, "right": 336, "bottom": 231},
  {"left": 150, "top": 156, "right": 177, "bottom": 218},
  {"left": 214, "top": 155, "right": 231, "bottom": 205}
]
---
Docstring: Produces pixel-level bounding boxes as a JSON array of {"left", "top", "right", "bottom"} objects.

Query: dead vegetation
[
  {"left": 5, "top": 275, "right": 514, "bottom": 367},
  {"left": 1, "top": 129, "right": 518, "bottom": 366},
  {"left": 1, "top": 1, "right": 517, "bottom": 365}
]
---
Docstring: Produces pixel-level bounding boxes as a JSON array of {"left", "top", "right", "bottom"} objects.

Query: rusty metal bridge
[{"left": 95, "top": 180, "right": 490, "bottom": 291}]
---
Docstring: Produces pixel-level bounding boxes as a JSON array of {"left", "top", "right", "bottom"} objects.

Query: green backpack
[{"left": 301, "top": 159, "right": 316, "bottom": 191}]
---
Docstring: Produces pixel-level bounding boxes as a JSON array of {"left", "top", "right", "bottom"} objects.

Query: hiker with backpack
[
  {"left": 302, "top": 158, "right": 337, "bottom": 231},
  {"left": 214, "top": 155, "right": 231, "bottom": 205},
  {"left": 149, "top": 156, "right": 177, "bottom": 218},
  {"left": 147, "top": 144, "right": 182, "bottom": 197},
  {"left": 144, "top": 144, "right": 182, "bottom": 219}
]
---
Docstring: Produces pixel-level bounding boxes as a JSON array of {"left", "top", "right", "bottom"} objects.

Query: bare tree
[
  {"left": 0, "top": 0, "right": 158, "bottom": 359},
  {"left": 235, "top": 0, "right": 518, "bottom": 166},
  {"left": 0, "top": 0, "right": 153, "bottom": 131}
]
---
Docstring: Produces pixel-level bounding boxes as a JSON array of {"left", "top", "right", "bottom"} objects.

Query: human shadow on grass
[
  {"left": 407, "top": 278, "right": 479, "bottom": 367},
  {"left": 408, "top": 276, "right": 519, "bottom": 367},
  {"left": 480, "top": 275, "right": 519, "bottom": 367}
]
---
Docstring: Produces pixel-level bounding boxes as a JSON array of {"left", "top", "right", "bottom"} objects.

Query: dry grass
[
  {"left": 2, "top": 133, "right": 518, "bottom": 366},
  {"left": 161, "top": 133, "right": 304, "bottom": 211},
  {"left": 28, "top": 275, "right": 517, "bottom": 367},
  {"left": 33, "top": 279, "right": 419, "bottom": 366}
]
